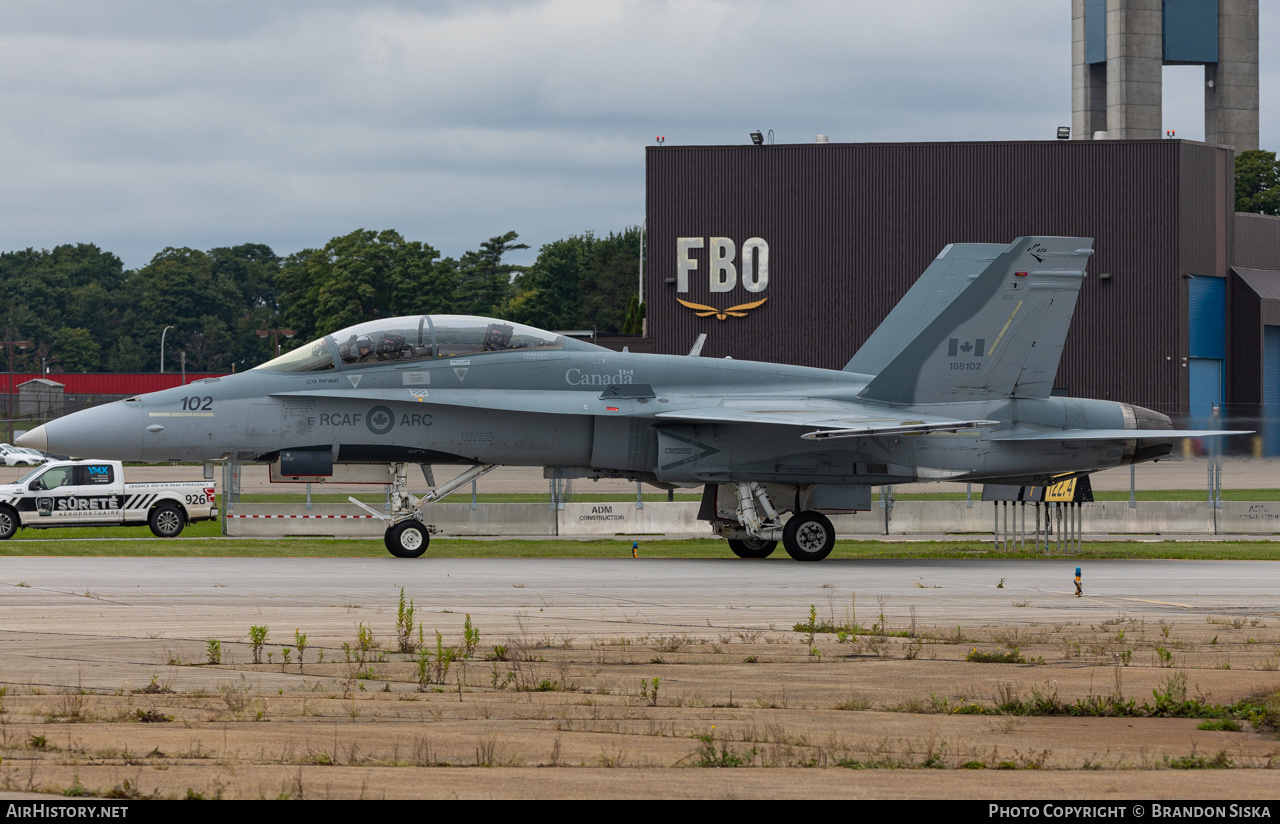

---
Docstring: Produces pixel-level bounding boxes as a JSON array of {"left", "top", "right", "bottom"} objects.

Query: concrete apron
[{"left": 222, "top": 500, "right": 1280, "bottom": 537}]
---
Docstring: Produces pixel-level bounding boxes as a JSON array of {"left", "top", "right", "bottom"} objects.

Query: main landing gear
[
  {"left": 714, "top": 482, "right": 837, "bottom": 562},
  {"left": 781, "top": 510, "right": 835, "bottom": 561},
  {"left": 727, "top": 536, "right": 777, "bottom": 559},
  {"left": 347, "top": 463, "right": 497, "bottom": 558}
]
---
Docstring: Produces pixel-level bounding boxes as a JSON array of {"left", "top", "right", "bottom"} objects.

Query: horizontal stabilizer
[
  {"left": 656, "top": 400, "right": 997, "bottom": 440},
  {"left": 991, "top": 429, "right": 1254, "bottom": 441},
  {"left": 801, "top": 419, "right": 999, "bottom": 441}
]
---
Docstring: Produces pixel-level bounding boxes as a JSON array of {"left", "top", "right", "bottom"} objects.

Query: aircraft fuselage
[{"left": 32, "top": 346, "right": 1162, "bottom": 488}]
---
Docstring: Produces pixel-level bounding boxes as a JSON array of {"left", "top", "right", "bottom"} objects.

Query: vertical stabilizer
[
  {"left": 858, "top": 237, "right": 1093, "bottom": 404},
  {"left": 844, "top": 242, "right": 1007, "bottom": 375}
]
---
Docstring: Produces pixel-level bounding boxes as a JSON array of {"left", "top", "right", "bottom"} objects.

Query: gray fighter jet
[{"left": 18, "top": 237, "right": 1246, "bottom": 560}]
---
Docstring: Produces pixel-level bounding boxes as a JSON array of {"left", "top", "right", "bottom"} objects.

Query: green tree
[
  {"left": 0, "top": 244, "right": 126, "bottom": 373},
  {"left": 1235, "top": 149, "right": 1280, "bottom": 215},
  {"left": 623, "top": 295, "right": 641, "bottom": 334},
  {"left": 182, "top": 316, "right": 233, "bottom": 373},
  {"left": 504, "top": 236, "right": 585, "bottom": 330},
  {"left": 577, "top": 228, "right": 642, "bottom": 333},
  {"left": 453, "top": 231, "right": 528, "bottom": 316},
  {"left": 52, "top": 327, "right": 101, "bottom": 373},
  {"left": 124, "top": 247, "right": 240, "bottom": 372},
  {"left": 504, "top": 228, "right": 641, "bottom": 333},
  {"left": 105, "top": 334, "right": 148, "bottom": 373},
  {"left": 276, "top": 230, "right": 451, "bottom": 345},
  {"left": 208, "top": 244, "right": 284, "bottom": 369},
  {"left": 276, "top": 248, "right": 325, "bottom": 344}
]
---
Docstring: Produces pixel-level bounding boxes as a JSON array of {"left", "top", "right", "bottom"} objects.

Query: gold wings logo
[{"left": 676, "top": 297, "right": 768, "bottom": 320}]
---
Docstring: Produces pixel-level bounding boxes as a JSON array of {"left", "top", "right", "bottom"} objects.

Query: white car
[
  {"left": 0, "top": 444, "right": 45, "bottom": 467},
  {"left": 13, "top": 446, "right": 48, "bottom": 464}
]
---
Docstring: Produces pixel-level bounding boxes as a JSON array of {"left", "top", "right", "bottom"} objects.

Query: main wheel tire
[
  {"left": 386, "top": 520, "right": 430, "bottom": 558},
  {"left": 148, "top": 502, "right": 185, "bottom": 538},
  {"left": 782, "top": 511, "right": 835, "bottom": 561},
  {"left": 0, "top": 505, "right": 18, "bottom": 540},
  {"left": 728, "top": 537, "right": 777, "bottom": 559}
]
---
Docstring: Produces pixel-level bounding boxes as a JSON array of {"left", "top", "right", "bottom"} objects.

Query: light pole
[
  {"left": 3, "top": 327, "right": 31, "bottom": 442},
  {"left": 257, "top": 328, "right": 296, "bottom": 357},
  {"left": 160, "top": 326, "right": 175, "bottom": 373}
]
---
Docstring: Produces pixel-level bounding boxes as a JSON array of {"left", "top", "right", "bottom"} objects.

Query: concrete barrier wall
[
  {"left": 224, "top": 500, "right": 1280, "bottom": 538},
  {"left": 556, "top": 501, "right": 705, "bottom": 536},
  {"left": 1076, "top": 501, "right": 1212, "bottom": 535},
  {"left": 225, "top": 503, "right": 557, "bottom": 537},
  {"left": 1219, "top": 501, "right": 1280, "bottom": 534}
]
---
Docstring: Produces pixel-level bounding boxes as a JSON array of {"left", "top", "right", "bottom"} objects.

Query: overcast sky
[{"left": 1, "top": 1, "right": 1276, "bottom": 270}]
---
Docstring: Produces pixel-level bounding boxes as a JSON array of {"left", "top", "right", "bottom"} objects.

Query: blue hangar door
[
  {"left": 1188, "top": 276, "right": 1225, "bottom": 428},
  {"left": 1265, "top": 324, "right": 1280, "bottom": 455}
]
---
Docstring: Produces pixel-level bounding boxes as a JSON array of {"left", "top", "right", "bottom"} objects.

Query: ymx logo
[{"left": 366, "top": 405, "right": 395, "bottom": 436}]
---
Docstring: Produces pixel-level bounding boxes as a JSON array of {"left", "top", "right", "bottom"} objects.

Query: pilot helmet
[{"left": 356, "top": 335, "right": 372, "bottom": 352}]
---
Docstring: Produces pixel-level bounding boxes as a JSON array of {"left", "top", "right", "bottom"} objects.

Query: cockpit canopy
[{"left": 254, "top": 315, "right": 581, "bottom": 373}]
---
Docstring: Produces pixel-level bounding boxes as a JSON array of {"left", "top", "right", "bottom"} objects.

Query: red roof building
[{"left": 1, "top": 373, "right": 225, "bottom": 396}]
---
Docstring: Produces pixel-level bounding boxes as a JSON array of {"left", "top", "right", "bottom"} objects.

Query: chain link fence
[
  {"left": 219, "top": 463, "right": 694, "bottom": 514},
  {"left": 215, "top": 447, "right": 1278, "bottom": 513}
]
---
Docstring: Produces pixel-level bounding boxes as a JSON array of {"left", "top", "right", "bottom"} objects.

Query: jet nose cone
[
  {"left": 16, "top": 425, "right": 47, "bottom": 452},
  {"left": 32, "top": 400, "right": 145, "bottom": 459}
]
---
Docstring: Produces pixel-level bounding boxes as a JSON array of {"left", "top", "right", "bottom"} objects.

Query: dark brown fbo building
[{"left": 644, "top": 139, "right": 1280, "bottom": 441}]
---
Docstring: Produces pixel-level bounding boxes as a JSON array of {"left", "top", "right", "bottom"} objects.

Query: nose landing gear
[
  {"left": 386, "top": 519, "right": 431, "bottom": 558},
  {"left": 347, "top": 463, "right": 497, "bottom": 558}
]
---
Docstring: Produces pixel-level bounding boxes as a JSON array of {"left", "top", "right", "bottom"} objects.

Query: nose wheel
[
  {"left": 346, "top": 463, "right": 497, "bottom": 558},
  {"left": 385, "top": 519, "right": 430, "bottom": 558}
]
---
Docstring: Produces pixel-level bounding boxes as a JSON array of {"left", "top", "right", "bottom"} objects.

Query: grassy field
[{"left": 2, "top": 533, "right": 1279, "bottom": 560}]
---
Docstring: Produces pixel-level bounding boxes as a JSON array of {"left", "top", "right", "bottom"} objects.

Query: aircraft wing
[
  {"left": 271, "top": 389, "right": 998, "bottom": 440},
  {"left": 991, "top": 429, "right": 1253, "bottom": 441},
  {"left": 654, "top": 401, "right": 997, "bottom": 441}
]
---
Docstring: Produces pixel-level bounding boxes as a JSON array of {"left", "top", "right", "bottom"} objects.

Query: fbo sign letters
[{"left": 676, "top": 237, "right": 769, "bottom": 293}]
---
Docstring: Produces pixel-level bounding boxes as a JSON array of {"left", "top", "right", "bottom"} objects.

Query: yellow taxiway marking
[
  {"left": 1042, "top": 589, "right": 1123, "bottom": 607},
  {"left": 1121, "top": 598, "right": 1199, "bottom": 609}
]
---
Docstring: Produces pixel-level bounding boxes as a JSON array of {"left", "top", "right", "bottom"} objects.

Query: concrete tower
[{"left": 1071, "top": 0, "right": 1258, "bottom": 150}]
